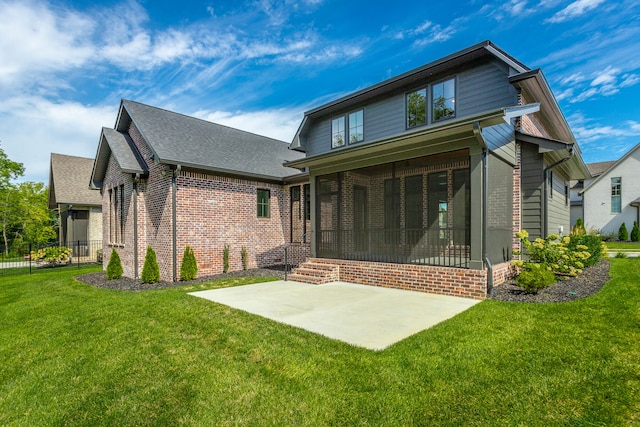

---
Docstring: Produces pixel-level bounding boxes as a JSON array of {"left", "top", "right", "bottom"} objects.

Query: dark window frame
[
  {"left": 432, "top": 77, "right": 456, "bottom": 122},
  {"left": 257, "top": 189, "right": 271, "bottom": 218},
  {"left": 406, "top": 87, "right": 428, "bottom": 129},
  {"left": 331, "top": 116, "right": 345, "bottom": 149},
  {"left": 348, "top": 109, "right": 364, "bottom": 144}
]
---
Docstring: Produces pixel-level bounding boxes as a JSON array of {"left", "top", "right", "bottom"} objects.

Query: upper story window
[
  {"left": 406, "top": 88, "right": 427, "bottom": 128},
  {"left": 349, "top": 110, "right": 364, "bottom": 143},
  {"left": 332, "top": 109, "right": 364, "bottom": 148},
  {"left": 331, "top": 117, "right": 345, "bottom": 148},
  {"left": 432, "top": 78, "right": 456, "bottom": 122},
  {"left": 611, "top": 177, "right": 621, "bottom": 213}
]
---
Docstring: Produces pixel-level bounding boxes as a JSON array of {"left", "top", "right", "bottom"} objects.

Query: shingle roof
[
  {"left": 119, "top": 100, "right": 304, "bottom": 181},
  {"left": 90, "top": 128, "right": 148, "bottom": 189},
  {"left": 49, "top": 153, "right": 102, "bottom": 209},
  {"left": 586, "top": 160, "right": 616, "bottom": 177}
]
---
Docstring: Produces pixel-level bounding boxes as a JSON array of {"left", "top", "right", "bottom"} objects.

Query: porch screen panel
[
  {"left": 427, "top": 172, "right": 448, "bottom": 240},
  {"left": 405, "top": 175, "right": 423, "bottom": 246},
  {"left": 452, "top": 169, "right": 470, "bottom": 246},
  {"left": 487, "top": 154, "right": 513, "bottom": 264},
  {"left": 384, "top": 178, "right": 400, "bottom": 246},
  {"left": 316, "top": 174, "right": 341, "bottom": 257}
]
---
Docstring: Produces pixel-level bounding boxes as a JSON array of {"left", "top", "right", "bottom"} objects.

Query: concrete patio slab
[{"left": 189, "top": 281, "right": 480, "bottom": 350}]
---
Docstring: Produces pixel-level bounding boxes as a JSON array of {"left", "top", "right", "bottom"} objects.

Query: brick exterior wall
[
  {"left": 310, "top": 258, "right": 488, "bottom": 300},
  {"left": 101, "top": 122, "right": 310, "bottom": 282}
]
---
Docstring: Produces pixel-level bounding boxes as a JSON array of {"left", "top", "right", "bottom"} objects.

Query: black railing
[
  {"left": 0, "top": 240, "right": 103, "bottom": 276},
  {"left": 317, "top": 227, "right": 470, "bottom": 268}
]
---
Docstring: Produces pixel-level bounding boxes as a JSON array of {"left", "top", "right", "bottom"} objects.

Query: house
[
  {"left": 579, "top": 143, "right": 640, "bottom": 236},
  {"left": 569, "top": 160, "right": 615, "bottom": 228},
  {"left": 48, "top": 153, "right": 103, "bottom": 254},
  {"left": 89, "top": 100, "right": 309, "bottom": 281},
  {"left": 285, "top": 40, "right": 589, "bottom": 299}
]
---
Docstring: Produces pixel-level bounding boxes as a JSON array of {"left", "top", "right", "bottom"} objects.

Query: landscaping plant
[
  {"left": 515, "top": 262, "right": 557, "bottom": 293},
  {"left": 106, "top": 249, "right": 123, "bottom": 279},
  {"left": 241, "top": 246, "right": 248, "bottom": 270},
  {"left": 571, "top": 217, "right": 586, "bottom": 235},
  {"left": 30, "top": 246, "right": 72, "bottom": 266},
  {"left": 631, "top": 221, "right": 640, "bottom": 242},
  {"left": 180, "top": 245, "right": 198, "bottom": 281},
  {"left": 618, "top": 222, "right": 628, "bottom": 241},
  {"left": 141, "top": 246, "right": 160, "bottom": 284},
  {"left": 223, "top": 244, "right": 230, "bottom": 273}
]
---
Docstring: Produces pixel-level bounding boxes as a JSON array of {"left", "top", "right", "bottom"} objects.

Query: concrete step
[{"left": 288, "top": 260, "right": 340, "bottom": 285}]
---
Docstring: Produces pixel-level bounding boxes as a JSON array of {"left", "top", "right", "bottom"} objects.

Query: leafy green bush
[
  {"left": 571, "top": 217, "right": 586, "bottom": 235},
  {"left": 615, "top": 252, "right": 628, "bottom": 259},
  {"left": 514, "top": 231, "right": 591, "bottom": 277},
  {"left": 180, "top": 245, "right": 198, "bottom": 281},
  {"left": 631, "top": 221, "right": 640, "bottom": 242},
  {"left": 141, "top": 246, "right": 160, "bottom": 284},
  {"left": 223, "top": 244, "right": 230, "bottom": 273},
  {"left": 241, "top": 246, "right": 248, "bottom": 271},
  {"left": 30, "top": 246, "right": 72, "bottom": 266},
  {"left": 516, "top": 263, "right": 556, "bottom": 294},
  {"left": 106, "top": 249, "right": 123, "bottom": 279},
  {"left": 619, "top": 222, "right": 629, "bottom": 241},
  {"left": 566, "top": 234, "right": 603, "bottom": 268}
]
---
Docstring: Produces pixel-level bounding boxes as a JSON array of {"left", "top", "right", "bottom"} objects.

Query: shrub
[
  {"left": 141, "top": 246, "right": 160, "bottom": 284},
  {"left": 514, "top": 231, "right": 590, "bottom": 277},
  {"left": 618, "top": 222, "right": 629, "bottom": 241},
  {"left": 30, "top": 246, "right": 73, "bottom": 267},
  {"left": 516, "top": 263, "right": 557, "bottom": 294},
  {"left": 566, "top": 233, "right": 603, "bottom": 267},
  {"left": 632, "top": 221, "right": 640, "bottom": 242},
  {"left": 571, "top": 217, "right": 586, "bottom": 235},
  {"left": 180, "top": 245, "right": 198, "bottom": 281},
  {"left": 241, "top": 246, "right": 248, "bottom": 270},
  {"left": 223, "top": 244, "right": 230, "bottom": 273},
  {"left": 615, "top": 252, "right": 628, "bottom": 258},
  {"left": 106, "top": 249, "right": 123, "bottom": 279}
]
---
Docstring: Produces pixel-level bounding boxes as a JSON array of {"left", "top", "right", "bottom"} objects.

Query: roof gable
[
  {"left": 49, "top": 153, "right": 102, "bottom": 208},
  {"left": 582, "top": 142, "right": 640, "bottom": 194},
  {"left": 117, "top": 100, "right": 304, "bottom": 181},
  {"left": 90, "top": 127, "right": 148, "bottom": 189}
]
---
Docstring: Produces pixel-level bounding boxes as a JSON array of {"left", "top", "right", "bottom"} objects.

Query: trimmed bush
[
  {"left": 223, "top": 244, "right": 230, "bottom": 273},
  {"left": 571, "top": 217, "right": 586, "bottom": 235},
  {"left": 632, "top": 221, "right": 640, "bottom": 242},
  {"left": 30, "top": 246, "right": 72, "bottom": 267},
  {"left": 566, "top": 233, "right": 603, "bottom": 268},
  {"left": 106, "top": 249, "right": 123, "bottom": 279},
  {"left": 516, "top": 263, "right": 556, "bottom": 294},
  {"left": 141, "top": 246, "right": 160, "bottom": 284},
  {"left": 619, "top": 222, "right": 629, "bottom": 241},
  {"left": 180, "top": 245, "right": 198, "bottom": 281},
  {"left": 241, "top": 246, "right": 248, "bottom": 271}
]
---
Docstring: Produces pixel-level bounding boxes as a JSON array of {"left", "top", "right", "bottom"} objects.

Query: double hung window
[
  {"left": 331, "top": 109, "right": 364, "bottom": 148},
  {"left": 432, "top": 78, "right": 456, "bottom": 122},
  {"left": 611, "top": 177, "right": 621, "bottom": 213}
]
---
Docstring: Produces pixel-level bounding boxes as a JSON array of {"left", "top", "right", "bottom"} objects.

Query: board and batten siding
[
  {"left": 520, "top": 143, "right": 544, "bottom": 240},
  {"left": 303, "top": 59, "right": 519, "bottom": 157},
  {"left": 546, "top": 169, "right": 571, "bottom": 236}
]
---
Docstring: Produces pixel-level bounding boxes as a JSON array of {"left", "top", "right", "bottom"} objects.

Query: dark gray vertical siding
[
  {"left": 482, "top": 123, "right": 516, "bottom": 165},
  {"left": 303, "top": 59, "right": 518, "bottom": 157},
  {"left": 547, "top": 169, "right": 570, "bottom": 236},
  {"left": 520, "top": 143, "right": 543, "bottom": 240}
]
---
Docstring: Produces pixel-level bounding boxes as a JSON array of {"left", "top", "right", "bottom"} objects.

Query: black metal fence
[
  {"left": 317, "top": 227, "right": 470, "bottom": 268},
  {"left": 0, "top": 240, "right": 103, "bottom": 276}
]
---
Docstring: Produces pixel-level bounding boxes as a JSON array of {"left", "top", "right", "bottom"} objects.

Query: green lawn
[
  {"left": 605, "top": 241, "right": 640, "bottom": 251},
  {"left": 1, "top": 262, "right": 639, "bottom": 426}
]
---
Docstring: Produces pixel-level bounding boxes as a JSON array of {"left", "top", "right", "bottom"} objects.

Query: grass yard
[
  {"left": 1, "top": 262, "right": 639, "bottom": 426},
  {"left": 605, "top": 241, "right": 640, "bottom": 251}
]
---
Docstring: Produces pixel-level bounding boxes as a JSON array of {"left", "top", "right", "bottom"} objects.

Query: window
[
  {"left": 304, "top": 184, "right": 311, "bottom": 221},
  {"left": 611, "top": 177, "right": 621, "bottom": 213},
  {"left": 257, "top": 189, "right": 270, "bottom": 218},
  {"left": 432, "top": 78, "right": 455, "bottom": 122},
  {"left": 548, "top": 170, "right": 553, "bottom": 199},
  {"left": 331, "top": 117, "right": 345, "bottom": 148},
  {"left": 348, "top": 110, "right": 364, "bottom": 143},
  {"left": 407, "top": 88, "right": 427, "bottom": 128},
  {"left": 291, "top": 186, "right": 301, "bottom": 219},
  {"left": 119, "top": 184, "right": 125, "bottom": 244},
  {"left": 109, "top": 185, "right": 125, "bottom": 244},
  {"left": 565, "top": 183, "right": 569, "bottom": 206}
]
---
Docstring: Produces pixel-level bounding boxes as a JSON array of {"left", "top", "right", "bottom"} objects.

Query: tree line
[{"left": 0, "top": 143, "right": 56, "bottom": 256}]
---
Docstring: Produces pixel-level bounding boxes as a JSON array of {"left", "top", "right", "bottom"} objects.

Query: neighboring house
[
  {"left": 48, "top": 153, "right": 103, "bottom": 250},
  {"left": 579, "top": 143, "right": 640, "bottom": 236},
  {"left": 569, "top": 160, "right": 615, "bottom": 228},
  {"left": 285, "top": 40, "right": 589, "bottom": 299},
  {"left": 90, "top": 100, "right": 309, "bottom": 281}
]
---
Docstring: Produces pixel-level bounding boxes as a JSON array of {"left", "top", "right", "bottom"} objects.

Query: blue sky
[{"left": 1, "top": 0, "right": 639, "bottom": 183}]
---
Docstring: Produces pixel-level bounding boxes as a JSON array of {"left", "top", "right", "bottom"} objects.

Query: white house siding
[{"left": 583, "top": 147, "right": 640, "bottom": 235}]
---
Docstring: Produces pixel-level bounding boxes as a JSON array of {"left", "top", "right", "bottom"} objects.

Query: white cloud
[
  {"left": 568, "top": 113, "right": 640, "bottom": 146},
  {"left": 590, "top": 66, "right": 619, "bottom": 86},
  {"left": 546, "top": 0, "right": 605, "bottom": 23},
  {"left": 621, "top": 74, "right": 640, "bottom": 88},
  {"left": 192, "top": 107, "right": 304, "bottom": 142}
]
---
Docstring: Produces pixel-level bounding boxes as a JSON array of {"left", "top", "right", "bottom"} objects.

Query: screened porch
[{"left": 315, "top": 149, "right": 472, "bottom": 268}]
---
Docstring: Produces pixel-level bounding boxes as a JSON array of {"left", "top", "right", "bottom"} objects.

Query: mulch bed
[
  {"left": 76, "top": 266, "right": 287, "bottom": 291},
  {"left": 489, "top": 259, "right": 610, "bottom": 303},
  {"left": 77, "top": 260, "right": 611, "bottom": 303}
]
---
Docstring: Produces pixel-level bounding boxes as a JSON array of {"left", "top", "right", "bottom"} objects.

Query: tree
[
  {"left": 618, "top": 222, "right": 629, "bottom": 241},
  {"left": 180, "top": 245, "right": 198, "bottom": 281},
  {"left": 631, "top": 221, "right": 640, "bottom": 242},
  {"left": 0, "top": 143, "right": 25, "bottom": 255},
  {"left": 106, "top": 249, "right": 123, "bottom": 279},
  {"left": 141, "top": 246, "right": 160, "bottom": 284}
]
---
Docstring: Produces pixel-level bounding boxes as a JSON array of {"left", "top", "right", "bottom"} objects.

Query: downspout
[
  {"left": 542, "top": 146, "right": 574, "bottom": 237},
  {"left": 133, "top": 174, "right": 139, "bottom": 278},
  {"left": 473, "top": 122, "right": 493, "bottom": 296},
  {"left": 172, "top": 165, "right": 181, "bottom": 282}
]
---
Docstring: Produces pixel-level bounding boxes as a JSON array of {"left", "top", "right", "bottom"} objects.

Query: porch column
[
  {"left": 469, "top": 147, "right": 484, "bottom": 269},
  {"left": 309, "top": 174, "right": 317, "bottom": 257}
]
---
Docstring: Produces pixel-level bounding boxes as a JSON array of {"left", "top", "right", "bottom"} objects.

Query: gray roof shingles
[
  {"left": 122, "top": 100, "right": 304, "bottom": 180},
  {"left": 50, "top": 153, "right": 102, "bottom": 207}
]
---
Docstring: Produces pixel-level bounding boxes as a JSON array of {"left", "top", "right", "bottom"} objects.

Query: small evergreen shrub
[
  {"left": 180, "top": 245, "right": 198, "bottom": 281},
  {"left": 141, "top": 246, "right": 160, "bottom": 284},
  {"left": 618, "top": 222, "right": 629, "bottom": 241},
  {"left": 571, "top": 217, "right": 586, "bottom": 235},
  {"left": 106, "top": 249, "right": 123, "bottom": 279},
  {"left": 516, "top": 263, "right": 556, "bottom": 294},
  {"left": 223, "top": 244, "right": 230, "bottom": 273},
  {"left": 614, "top": 252, "right": 628, "bottom": 258},
  {"left": 241, "top": 246, "right": 248, "bottom": 270},
  {"left": 631, "top": 221, "right": 640, "bottom": 242}
]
